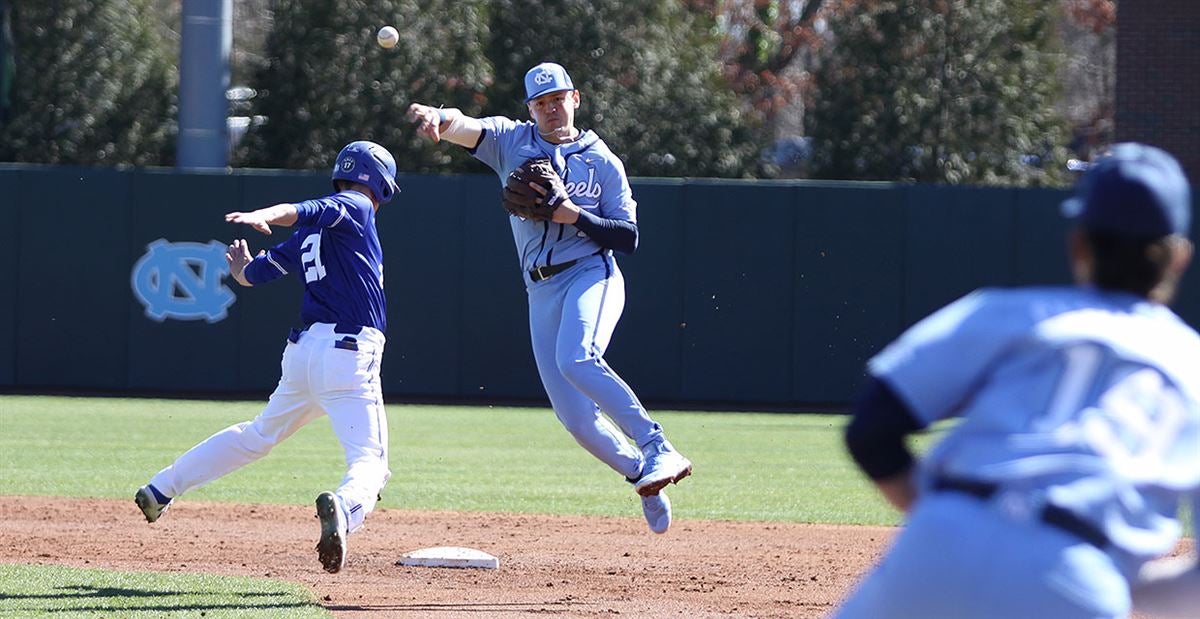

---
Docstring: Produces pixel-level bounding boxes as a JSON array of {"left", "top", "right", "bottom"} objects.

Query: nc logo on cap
[{"left": 524, "top": 62, "right": 575, "bottom": 102}]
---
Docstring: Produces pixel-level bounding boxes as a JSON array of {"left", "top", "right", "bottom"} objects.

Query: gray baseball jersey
[{"left": 471, "top": 116, "right": 636, "bottom": 272}]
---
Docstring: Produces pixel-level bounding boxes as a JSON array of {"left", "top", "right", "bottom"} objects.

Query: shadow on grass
[
  {"left": 0, "top": 585, "right": 291, "bottom": 600},
  {"left": 0, "top": 585, "right": 318, "bottom": 613}
]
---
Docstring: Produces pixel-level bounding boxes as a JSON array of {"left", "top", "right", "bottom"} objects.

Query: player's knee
[
  {"left": 556, "top": 355, "right": 597, "bottom": 385},
  {"left": 235, "top": 422, "right": 277, "bottom": 456},
  {"left": 553, "top": 407, "right": 602, "bottom": 438}
]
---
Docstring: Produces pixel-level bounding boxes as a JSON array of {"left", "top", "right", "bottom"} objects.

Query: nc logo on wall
[{"left": 131, "top": 239, "right": 236, "bottom": 323}]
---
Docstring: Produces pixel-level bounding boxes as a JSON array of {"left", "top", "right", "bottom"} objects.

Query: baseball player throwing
[
  {"left": 836, "top": 143, "right": 1200, "bottom": 618},
  {"left": 135, "top": 141, "right": 399, "bottom": 574},
  {"left": 407, "top": 62, "right": 692, "bottom": 534}
]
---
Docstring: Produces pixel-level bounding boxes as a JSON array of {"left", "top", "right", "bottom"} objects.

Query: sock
[{"left": 147, "top": 484, "right": 172, "bottom": 504}]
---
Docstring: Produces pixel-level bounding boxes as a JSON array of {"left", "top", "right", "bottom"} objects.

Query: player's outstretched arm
[
  {"left": 225, "top": 204, "right": 299, "bottom": 235},
  {"left": 407, "top": 103, "right": 483, "bottom": 147},
  {"left": 225, "top": 239, "right": 256, "bottom": 287}
]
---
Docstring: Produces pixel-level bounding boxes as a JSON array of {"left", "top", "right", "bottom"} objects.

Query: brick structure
[{"left": 1115, "top": 1, "right": 1200, "bottom": 182}]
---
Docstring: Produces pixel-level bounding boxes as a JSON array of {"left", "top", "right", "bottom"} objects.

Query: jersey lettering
[
  {"left": 1039, "top": 343, "right": 1186, "bottom": 471},
  {"left": 565, "top": 166, "right": 602, "bottom": 200},
  {"left": 300, "top": 233, "right": 326, "bottom": 283}
]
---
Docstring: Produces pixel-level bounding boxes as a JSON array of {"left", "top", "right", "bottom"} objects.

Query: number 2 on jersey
[{"left": 300, "top": 233, "right": 326, "bottom": 283}]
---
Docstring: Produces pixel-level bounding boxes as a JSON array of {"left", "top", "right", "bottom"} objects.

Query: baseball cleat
[
  {"left": 634, "top": 438, "right": 692, "bottom": 497},
  {"left": 135, "top": 484, "right": 172, "bottom": 523},
  {"left": 315, "top": 491, "right": 348, "bottom": 574},
  {"left": 641, "top": 491, "right": 672, "bottom": 534}
]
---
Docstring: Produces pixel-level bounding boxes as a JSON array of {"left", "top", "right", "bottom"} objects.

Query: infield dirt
[{"left": 2, "top": 496, "right": 890, "bottom": 618}]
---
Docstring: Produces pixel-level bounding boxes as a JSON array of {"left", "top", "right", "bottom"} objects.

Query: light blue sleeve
[
  {"left": 594, "top": 153, "right": 636, "bottom": 223},
  {"left": 471, "top": 116, "right": 521, "bottom": 176},
  {"left": 868, "top": 290, "right": 1021, "bottom": 425}
]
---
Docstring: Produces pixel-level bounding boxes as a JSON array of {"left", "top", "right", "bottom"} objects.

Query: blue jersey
[
  {"left": 471, "top": 117, "right": 636, "bottom": 272},
  {"left": 870, "top": 286, "right": 1200, "bottom": 564},
  {"left": 243, "top": 190, "right": 386, "bottom": 332}
]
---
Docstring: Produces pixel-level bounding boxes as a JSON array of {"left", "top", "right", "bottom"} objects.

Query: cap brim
[{"left": 525, "top": 86, "right": 573, "bottom": 103}]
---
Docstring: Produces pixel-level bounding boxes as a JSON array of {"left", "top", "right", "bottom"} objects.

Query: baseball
[{"left": 376, "top": 25, "right": 399, "bottom": 49}]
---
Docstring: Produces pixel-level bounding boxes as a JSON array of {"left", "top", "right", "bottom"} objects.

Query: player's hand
[
  {"left": 523, "top": 183, "right": 578, "bottom": 224},
  {"left": 225, "top": 239, "right": 255, "bottom": 287},
  {"left": 406, "top": 103, "right": 442, "bottom": 143},
  {"left": 225, "top": 211, "right": 273, "bottom": 235},
  {"left": 526, "top": 177, "right": 579, "bottom": 224}
]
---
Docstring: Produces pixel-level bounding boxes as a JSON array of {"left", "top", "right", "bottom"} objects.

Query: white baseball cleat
[
  {"left": 641, "top": 491, "right": 672, "bottom": 534},
  {"left": 634, "top": 438, "right": 692, "bottom": 497},
  {"left": 315, "top": 491, "right": 348, "bottom": 574},
  {"left": 135, "top": 485, "right": 172, "bottom": 523}
]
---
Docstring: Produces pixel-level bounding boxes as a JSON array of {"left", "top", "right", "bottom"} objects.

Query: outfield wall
[{"left": 3, "top": 165, "right": 1194, "bottom": 408}]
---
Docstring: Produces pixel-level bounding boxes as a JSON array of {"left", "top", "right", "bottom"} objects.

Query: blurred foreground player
[{"left": 836, "top": 143, "right": 1200, "bottom": 619}]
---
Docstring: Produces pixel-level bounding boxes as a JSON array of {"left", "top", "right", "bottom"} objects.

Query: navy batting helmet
[{"left": 331, "top": 141, "right": 399, "bottom": 205}]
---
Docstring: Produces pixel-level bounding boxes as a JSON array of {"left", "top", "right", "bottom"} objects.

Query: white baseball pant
[{"left": 149, "top": 322, "right": 390, "bottom": 533}]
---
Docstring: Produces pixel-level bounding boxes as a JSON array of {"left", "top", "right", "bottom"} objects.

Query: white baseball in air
[{"left": 377, "top": 25, "right": 399, "bottom": 49}]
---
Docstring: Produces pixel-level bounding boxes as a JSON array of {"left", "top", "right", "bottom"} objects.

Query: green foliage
[
  {"left": 236, "top": 0, "right": 492, "bottom": 173},
  {"left": 241, "top": 0, "right": 766, "bottom": 178},
  {"left": 486, "top": 0, "right": 766, "bottom": 178},
  {"left": 808, "top": 0, "right": 1070, "bottom": 186},
  {"left": 0, "top": 0, "right": 176, "bottom": 166},
  {"left": 0, "top": 564, "right": 328, "bottom": 618}
]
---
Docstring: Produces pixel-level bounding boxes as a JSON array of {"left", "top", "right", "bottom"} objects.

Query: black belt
[
  {"left": 287, "top": 323, "right": 363, "bottom": 350},
  {"left": 529, "top": 250, "right": 607, "bottom": 282},
  {"left": 528, "top": 258, "right": 581, "bottom": 282},
  {"left": 932, "top": 476, "right": 1110, "bottom": 549}
]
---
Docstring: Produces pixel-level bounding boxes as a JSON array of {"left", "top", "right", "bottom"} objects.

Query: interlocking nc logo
[
  {"left": 131, "top": 239, "right": 236, "bottom": 323},
  {"left": 534, "top": 69, "right": 554, "bottom": 85}
]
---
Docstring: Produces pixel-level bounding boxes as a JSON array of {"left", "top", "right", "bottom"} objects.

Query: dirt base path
[{"left": 0, "top": 496, "right": 894, "bottom": 618}]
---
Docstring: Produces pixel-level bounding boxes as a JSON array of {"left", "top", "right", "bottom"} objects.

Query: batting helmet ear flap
[{"left": 370, "top": 151, "right": 400, "bottom": 203}]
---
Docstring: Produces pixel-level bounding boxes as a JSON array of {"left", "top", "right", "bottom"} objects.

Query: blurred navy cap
[
  {"left": 524, "top": 62, "right": 575, "bottom": 103},
  {"left": 1062, "top": 143, "right": 1192, "bottom": 239}
]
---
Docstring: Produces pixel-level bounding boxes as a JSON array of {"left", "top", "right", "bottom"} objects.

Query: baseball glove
[{"left": 502, "top": 157, "right": 568, "bottom": 221}]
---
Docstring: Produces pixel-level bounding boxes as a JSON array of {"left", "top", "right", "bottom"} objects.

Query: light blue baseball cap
[
  {"left": 1062, "top": 143, "right": 1192, "bottom": 239},
  {"left": 524, "top": 62, "right": 575, "bottom": 103}
]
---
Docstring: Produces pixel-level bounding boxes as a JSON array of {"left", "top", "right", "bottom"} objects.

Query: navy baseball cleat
[
  {"left": 641, "top": 492, "right": 672, "bottom": 534},
  {"left": 634, "top": 438, "right": 692, "bottom": 497},
  {"left": 135, "top": 484, "right": 172, "bottom": 523},
  {"left": 315, "top": 491, "right": 348, "bottom": 574}
]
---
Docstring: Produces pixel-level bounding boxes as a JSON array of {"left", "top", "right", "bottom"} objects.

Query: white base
[{"left": 396, "top": 546, "right": 500, "bottom": 569}]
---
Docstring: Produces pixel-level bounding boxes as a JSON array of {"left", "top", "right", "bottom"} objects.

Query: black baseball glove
[{"left": 502, "top": 157, "right": 568, "bottom": 221}]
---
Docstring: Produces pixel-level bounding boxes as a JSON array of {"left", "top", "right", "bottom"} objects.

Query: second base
[{"left": 396, "top": 546, "right": 500, "bottom": 569}]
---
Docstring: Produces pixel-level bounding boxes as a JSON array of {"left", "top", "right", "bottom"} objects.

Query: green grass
[
  {"left": 0, "top": 563, "right": 328, "bottom": 618},
  {"left": 0, "top": 394, "right": 917, "bottom": 526}
]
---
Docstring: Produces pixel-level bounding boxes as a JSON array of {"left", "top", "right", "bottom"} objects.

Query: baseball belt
[
  {"left": 288, "top": 323, "right": 364, "bottom": 350},
  {"left": 932, "top": 475, "right": 1110, "bottom": 549},
  {"left": 529, "top": 259, "right": 580, "bottom": 282},
  {"left": 529, "top": 250, "right": 609, "bottom": 283}
]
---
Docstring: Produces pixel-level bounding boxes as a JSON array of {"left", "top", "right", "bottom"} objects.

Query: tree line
[{"left": 0, "top": 0, "right": 1077, "bottom": 185}]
